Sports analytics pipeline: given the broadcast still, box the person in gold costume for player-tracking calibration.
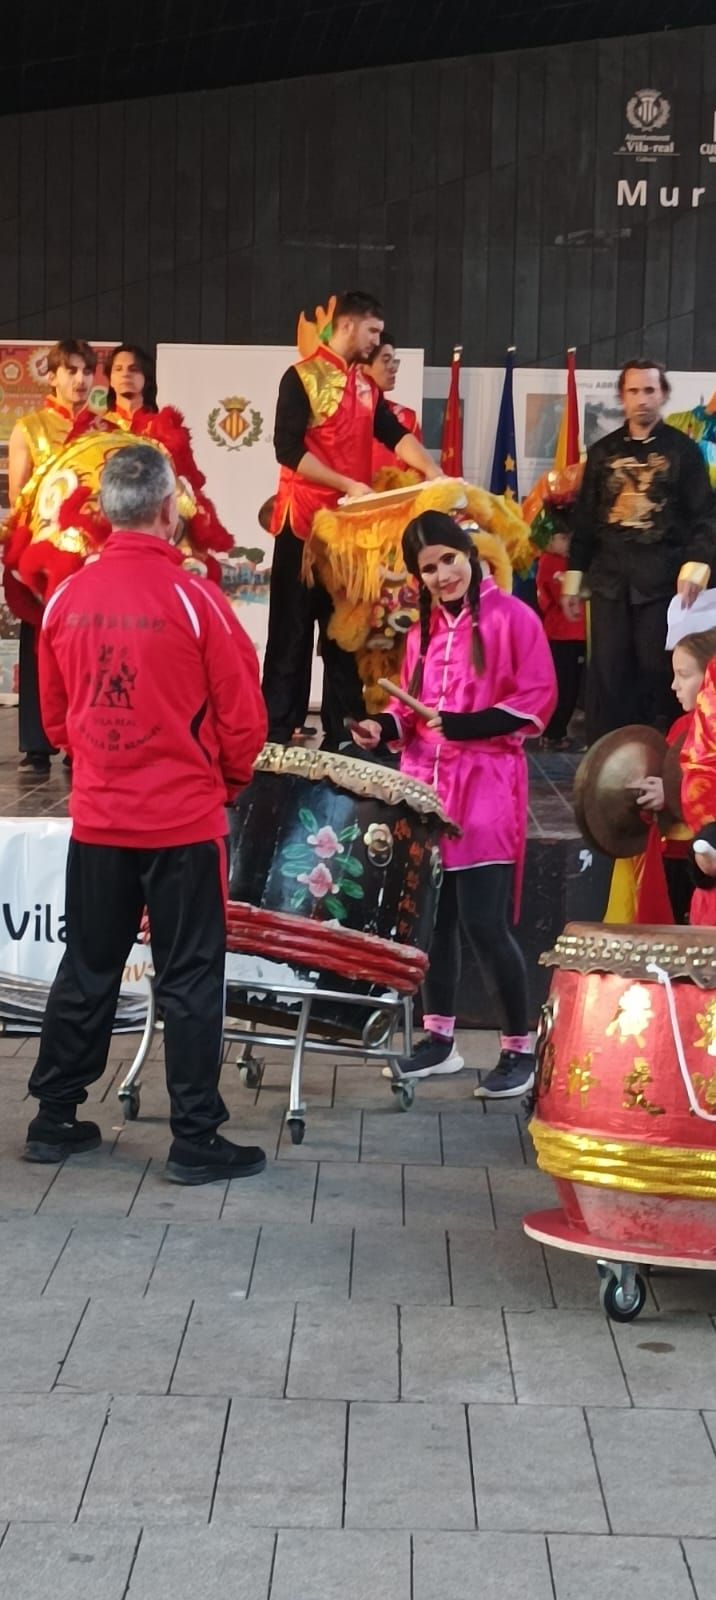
[7,339,97,773]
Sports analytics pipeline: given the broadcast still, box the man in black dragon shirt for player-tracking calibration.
[561,359,715,744]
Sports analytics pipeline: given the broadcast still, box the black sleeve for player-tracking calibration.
[678,436,716,569]
[376,713,403,741]
[273,368,311,470]
[440,708,531,741]
[570,443,602,574]
[374,397,409,451]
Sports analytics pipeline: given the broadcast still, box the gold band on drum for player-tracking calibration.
[540,925,716,986]
[531,1119,716,1199]
[254,742,460,833]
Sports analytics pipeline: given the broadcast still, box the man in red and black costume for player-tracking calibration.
[364,333,423,480]
[6,339,97,773]
[263,291,439,750]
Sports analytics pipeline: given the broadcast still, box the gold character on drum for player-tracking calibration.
[622,1058,665,1117]
[694,998,716,1057]
[605,984,654,1047]
[691,1072,716,1110]
[565,1053,598,1103]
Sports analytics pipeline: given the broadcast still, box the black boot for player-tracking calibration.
[165,1133,267,1186]
[24,1107,102,1163]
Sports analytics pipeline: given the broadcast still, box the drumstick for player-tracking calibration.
[377,678,437,721]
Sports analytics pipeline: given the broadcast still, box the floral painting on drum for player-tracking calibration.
[279,812,365,922]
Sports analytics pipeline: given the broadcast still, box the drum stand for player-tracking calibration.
[523,1208,716,1323]
[117,975,418,1143]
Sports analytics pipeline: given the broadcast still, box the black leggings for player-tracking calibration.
[424,863,529,1036]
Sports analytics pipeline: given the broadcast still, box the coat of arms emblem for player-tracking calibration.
[207,396,263,451]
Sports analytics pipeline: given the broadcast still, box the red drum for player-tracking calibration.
[529,924,716,1258]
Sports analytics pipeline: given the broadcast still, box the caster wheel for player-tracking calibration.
[391,1081,415,1111]
[121,1088,141,1122]
[287,1118,306,1146]
[599,1270,647,1322]
[240,1062,263,1089]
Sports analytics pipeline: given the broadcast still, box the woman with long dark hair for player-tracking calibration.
[105,344,158,419]
[353,510,556,1098]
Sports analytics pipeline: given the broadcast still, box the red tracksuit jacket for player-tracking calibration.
[39,532,267,848]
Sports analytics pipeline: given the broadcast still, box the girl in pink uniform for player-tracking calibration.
[353,511,557,1098]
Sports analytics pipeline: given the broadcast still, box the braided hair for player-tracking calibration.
[402,510,484,697]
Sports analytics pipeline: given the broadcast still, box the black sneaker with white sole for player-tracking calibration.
[165,1133,267,1185]
[386,1034,465,1081]
[23,1110,102,1163]
[474,1049,535,1100]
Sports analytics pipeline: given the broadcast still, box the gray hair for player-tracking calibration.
[100,444,175,529]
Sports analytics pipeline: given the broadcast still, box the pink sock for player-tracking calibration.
[424,1014,455,1040]
[501,1033,532,1054]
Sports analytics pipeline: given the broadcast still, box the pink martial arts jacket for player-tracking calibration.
[387,579,557,910]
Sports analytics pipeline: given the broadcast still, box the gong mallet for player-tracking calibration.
[377,678,438,722]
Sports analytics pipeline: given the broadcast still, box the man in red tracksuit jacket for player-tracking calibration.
[24,443,269,1186]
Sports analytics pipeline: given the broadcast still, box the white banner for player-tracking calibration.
[156,342,425,688]
[0,816,285,1002]
[0,819,152,991]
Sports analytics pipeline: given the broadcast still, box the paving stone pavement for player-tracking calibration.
[1,1024,716,1598]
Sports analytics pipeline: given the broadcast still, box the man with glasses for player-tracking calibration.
[364,334,424,479]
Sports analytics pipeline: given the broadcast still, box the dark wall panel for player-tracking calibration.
[4,22,716,367]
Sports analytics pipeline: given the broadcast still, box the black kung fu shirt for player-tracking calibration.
[571,421,716,602]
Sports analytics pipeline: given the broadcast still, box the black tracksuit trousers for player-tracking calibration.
[28,837,229,1141]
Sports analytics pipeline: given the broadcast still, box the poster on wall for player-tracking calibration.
[156,342,425,689]
[0,341,115,703]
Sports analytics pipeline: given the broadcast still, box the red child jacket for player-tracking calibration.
[39,532,267,849]
[536,551,585,643]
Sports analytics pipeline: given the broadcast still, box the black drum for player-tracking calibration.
[226,744,457,1035]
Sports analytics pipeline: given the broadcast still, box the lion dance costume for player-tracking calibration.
[2,399,232,626]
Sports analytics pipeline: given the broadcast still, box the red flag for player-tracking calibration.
[554,348,580,469]
[440,346,463,476]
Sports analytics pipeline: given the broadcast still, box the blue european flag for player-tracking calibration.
[489,348,519,500]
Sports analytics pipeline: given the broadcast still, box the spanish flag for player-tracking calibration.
[440,346,463,476]
[554,347,580,469]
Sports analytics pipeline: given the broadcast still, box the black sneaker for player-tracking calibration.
[384,1034,465,1081]
[474,1049,535,1100]
[165,1133,267,1185]
[23,1110,102,1163]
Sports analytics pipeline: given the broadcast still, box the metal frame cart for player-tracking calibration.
[117,901,429,1142]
